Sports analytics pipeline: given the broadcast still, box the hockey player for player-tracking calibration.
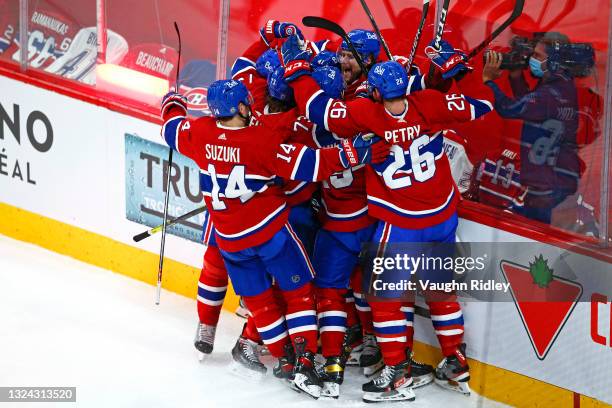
[337,29,381,98]
[280,34,494,402]
[160,78,388,398]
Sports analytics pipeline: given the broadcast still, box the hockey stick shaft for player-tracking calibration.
[406,0,431,73]
[466,0,524,61]
[428,0,451,78]
[156,22,182,305]
[302,16,370,75]
[133,205,207,242]
[358,0,393,60]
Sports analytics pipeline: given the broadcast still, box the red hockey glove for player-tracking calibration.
[161,91,188,120]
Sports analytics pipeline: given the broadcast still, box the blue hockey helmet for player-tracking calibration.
[367,61,408,99]
[312,66,344,99]
[207,79,253,118]
[340,29,380,62]
[267,66,294,102]
[312,50,340,69]
[255,49,280,78]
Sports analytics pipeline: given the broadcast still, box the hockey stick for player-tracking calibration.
[302,16,370,75]
[465,0,524,61]
[406,0,431,74]
[358,0,393,60]
[427,0,451,79]
[155,21,182,306]
[133,206,207,243]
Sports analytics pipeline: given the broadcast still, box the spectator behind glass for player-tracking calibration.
[482,32,582,226]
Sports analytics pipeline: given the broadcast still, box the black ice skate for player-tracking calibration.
[362,360,415,403]
[229,328,267,382]
[320,356,345,399]
[409,349,434,388]
[194,322,216,361]
[343,323,363,366]
[434,343,471,395]
[360,334,384,377]
[273,342,296,382]
[292,337,322,399]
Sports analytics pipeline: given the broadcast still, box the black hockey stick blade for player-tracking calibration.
[466,0,525,61]
[302,16,370,75]
[133,231,151,243]
[359,0,393,60]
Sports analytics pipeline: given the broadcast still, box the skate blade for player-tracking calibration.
[228,361,266,383]
[363,360,385,377]
[320,382,339,399]
[197,351,208,362]
[412,373,434,388]
[293,373,321,399]
[362,387,416,403]
[434,378,471,395]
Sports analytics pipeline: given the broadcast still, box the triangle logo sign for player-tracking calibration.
[500,257,583,360]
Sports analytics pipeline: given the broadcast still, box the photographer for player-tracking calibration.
[482,32,583,225]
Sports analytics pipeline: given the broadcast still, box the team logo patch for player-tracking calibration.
[291,275,301,283]
[184,87,210,113]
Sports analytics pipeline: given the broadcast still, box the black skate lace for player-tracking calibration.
[373,365,395,386]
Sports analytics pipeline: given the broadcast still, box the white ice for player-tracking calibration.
[0,234,509,408]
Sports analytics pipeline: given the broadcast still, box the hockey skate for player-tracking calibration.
[434,343,471,395]
[362,360,415,403]
[194,323,216,361]
[320,356,345,399]
[292,337,322,399]
[273,342,300,392]
[409,350,434,388]
[343,323,364,366]
[360,334,384,377]
[229,331,267,382]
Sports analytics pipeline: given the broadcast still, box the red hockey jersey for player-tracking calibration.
[161,111,349,252]
[292,75,494,229]
[475,144,526,211]
[286,115,375,231]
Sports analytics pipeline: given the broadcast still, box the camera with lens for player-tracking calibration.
[484,36,535,70]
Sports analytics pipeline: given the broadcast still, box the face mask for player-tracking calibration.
[529,57,546,78]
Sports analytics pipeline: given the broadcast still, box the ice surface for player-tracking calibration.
[0,234,508,408]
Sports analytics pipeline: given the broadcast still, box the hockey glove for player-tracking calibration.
[260,19,304,48]
[339,134,389,168]
[355,80,370,99]
[161,91,188,120]
[281,35,312,82]
[425,39,473,80]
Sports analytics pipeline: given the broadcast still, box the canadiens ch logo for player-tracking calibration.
[500,256,582,360]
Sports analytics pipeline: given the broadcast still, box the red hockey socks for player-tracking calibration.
[243,315,262,343]
[282,283,318,354]
[197,246,228,326]
[370,300,407,366]
[242,287,290,358]
[428,299,464,357]
[316,287,348,357]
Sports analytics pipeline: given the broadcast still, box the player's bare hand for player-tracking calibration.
[483,51,503,83]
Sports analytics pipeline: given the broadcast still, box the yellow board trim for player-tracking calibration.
[0,202,609,408]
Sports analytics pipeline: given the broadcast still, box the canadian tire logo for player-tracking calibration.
[500,256,583,360]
